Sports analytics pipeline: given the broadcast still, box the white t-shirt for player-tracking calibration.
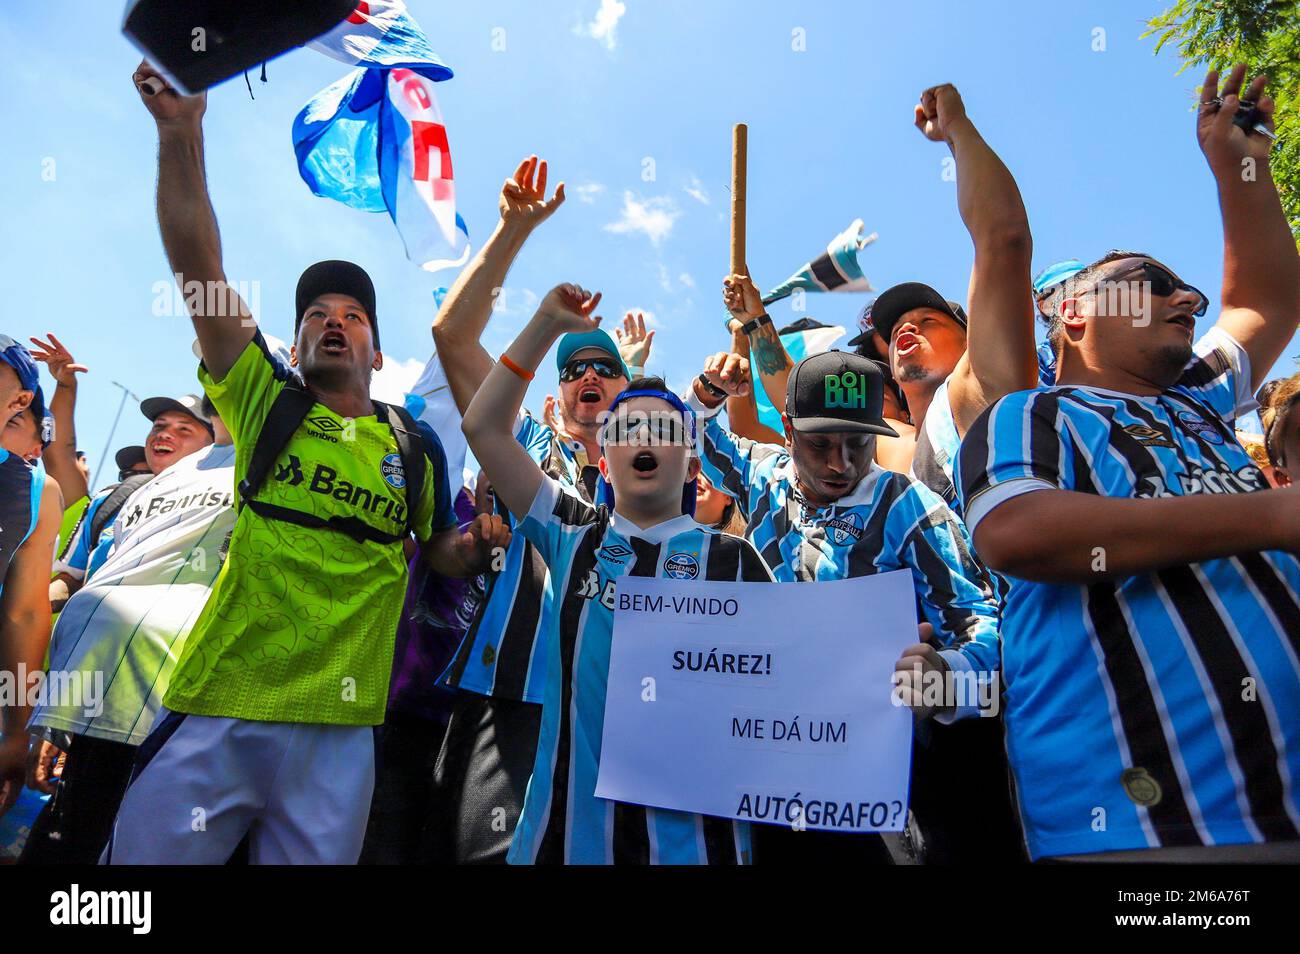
[30,443,236,745]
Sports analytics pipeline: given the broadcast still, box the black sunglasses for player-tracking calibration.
[1081,262,1208,318]
[560,358,623,382]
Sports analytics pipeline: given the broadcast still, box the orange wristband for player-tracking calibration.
[500,354,534,381]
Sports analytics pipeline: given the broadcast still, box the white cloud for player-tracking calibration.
[656,263,674,292]
[370,356,425,405]
[603,191,680,246]
[574,0,626,52]
[678,272,696,289]
[573,183,606,204]
[684,176,710,205]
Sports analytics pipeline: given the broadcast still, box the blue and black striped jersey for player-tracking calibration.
[441,411,588,703]
[507,477,774,865]
[689,395,1000,683]
[957,327,1300,859]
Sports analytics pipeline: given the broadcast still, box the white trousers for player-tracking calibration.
[104,707,375,864]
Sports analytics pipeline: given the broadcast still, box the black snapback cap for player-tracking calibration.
[295,260,379,349]
[870,282,968,344]
[784,351,899,436]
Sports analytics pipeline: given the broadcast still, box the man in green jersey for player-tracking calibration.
[105,62,509,864]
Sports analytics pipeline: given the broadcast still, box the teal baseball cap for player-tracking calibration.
[555,329,629,380]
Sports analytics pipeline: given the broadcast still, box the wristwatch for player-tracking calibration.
[697,373,728,400]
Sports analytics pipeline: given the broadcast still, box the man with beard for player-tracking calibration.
[958,66,1300,862]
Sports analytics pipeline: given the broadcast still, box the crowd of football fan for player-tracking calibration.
[0,60,1298,866]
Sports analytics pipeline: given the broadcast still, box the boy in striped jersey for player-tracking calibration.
[431,156,654,862]
[958,66,1300,862]
[462,283,782,863]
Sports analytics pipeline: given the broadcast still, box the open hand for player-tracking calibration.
[614,312,655,371]
[29,333,87,388]
[500,155,566,228]
[1198,64,1275,169]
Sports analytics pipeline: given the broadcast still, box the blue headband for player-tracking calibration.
[594,389,699,517]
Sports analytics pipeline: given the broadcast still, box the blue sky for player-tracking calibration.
[2,1,1295,490]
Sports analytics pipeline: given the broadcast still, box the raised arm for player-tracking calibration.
[462,285,603,518]
[1199,65,1299,390]
[28,333,89,503]
[916,84,1035,435]
[133,61,252,381]
[0,478,60,818]
[722,273,794,419]
[433,156,565,414]
[720,316,785,444]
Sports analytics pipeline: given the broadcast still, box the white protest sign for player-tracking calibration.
[595,571,916,832]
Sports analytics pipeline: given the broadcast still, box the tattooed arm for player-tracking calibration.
[722,273,794,423]
[722,315,785,444]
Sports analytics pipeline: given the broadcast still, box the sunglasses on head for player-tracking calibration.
[560,358,623,383]
[1082,261,1209,318]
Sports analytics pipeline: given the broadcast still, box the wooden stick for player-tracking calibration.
[730,123,747,275]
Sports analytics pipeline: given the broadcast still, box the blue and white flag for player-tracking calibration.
[294,1,469,271]
[308,0,452,80]
[762,219,876,305]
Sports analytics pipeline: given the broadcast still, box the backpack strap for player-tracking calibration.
[236,383,428,546]
[88,473,155,548]
[237,379,317,510]
[372,399,427,537]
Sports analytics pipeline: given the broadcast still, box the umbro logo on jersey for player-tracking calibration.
[305,416,344,443]
[599,543,632,565]
[1121,423,1176,448]
[275,455,305,486]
